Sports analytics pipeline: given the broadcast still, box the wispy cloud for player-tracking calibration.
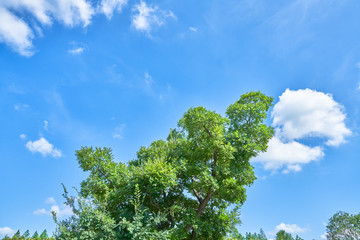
[264,0,344,52]
[68,47,84,55]
[0,0,131,56]
[131,1,176,36]
[14,103,30,111]
[43,120,48,131]
[68,41,86,55]
[34,197,72,218]
[100,0,128,19]
[112,124,126,139]
[189,26,198,32]
[0,7,34,56]
[26,137,62,158]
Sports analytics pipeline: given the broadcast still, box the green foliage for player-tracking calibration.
[31,232,38,239]
[276,230,292,240]
[326,211,360,240]
[228,228,268,240]
[22,230,30,239]
[54,91,274,239]
[0,230,53,240]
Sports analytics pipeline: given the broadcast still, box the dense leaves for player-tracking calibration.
[54,91,274,239]
[326,211,360,240]
[1,230,53,240]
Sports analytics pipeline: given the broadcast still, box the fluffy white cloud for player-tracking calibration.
[272,88,351,146]
[26,137,62,158]
[34,197,72,218]
[254,137,324,173]
[100,0,127,19]
[0,227,16,237]
[0,7,34,56]
[321,233,327,239]
[131,1,176,34]
[271,223,307,235]
[20,134,27,140]
[255,88,351,174]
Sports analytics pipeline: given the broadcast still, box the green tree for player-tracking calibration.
[31,232,38,239]
[39,230,48,239]
[326,211,360,240]
[275,230,292,240]
[22,230,30,239]
[11,230,22,240]
[55,92,274,240]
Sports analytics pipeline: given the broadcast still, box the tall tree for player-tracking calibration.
[55,91,274,240]
[326,211,360,240]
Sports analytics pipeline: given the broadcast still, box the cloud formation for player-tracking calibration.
[255,137,324,174]
[0,7,34,56]
[273,89,351,146]
[101,0,127,19]
[254,89,351,173]
[270,223,307,235]
[112,124,126,139]
[34,197,72,218]
[0,227,15,237]
[131,1,176,35]
[0,0,128,56]
[25,137,62,158]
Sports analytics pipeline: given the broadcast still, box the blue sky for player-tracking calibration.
[0,0,359,239]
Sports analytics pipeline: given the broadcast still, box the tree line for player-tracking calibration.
[1,230,53,240]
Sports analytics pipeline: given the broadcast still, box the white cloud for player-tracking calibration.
[144,72,153,87]
[20,134,27,140]
[100,0,127,19]
[68,47,84,55]
[321,233,327,239]
[112,124,126,139]
[14,103,30,111]
[255,89,351,174]
[0,0,94,56]
[50,0,94,27]
[0,7,34,56]
[254,137,324,173]
[45,197,56,204]
[26,137,62,158]
[189,26,198,32]
[44,120,48,130]
[0,227,16,237]
[34,197,72,218]
[131,1,176,34]
[273,88,351,146]
[270,223,307,235]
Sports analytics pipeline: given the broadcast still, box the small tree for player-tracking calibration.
[22,230,30,239]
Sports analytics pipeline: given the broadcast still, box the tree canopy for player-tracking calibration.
[326,211,360,240]
[54,91,274,239]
